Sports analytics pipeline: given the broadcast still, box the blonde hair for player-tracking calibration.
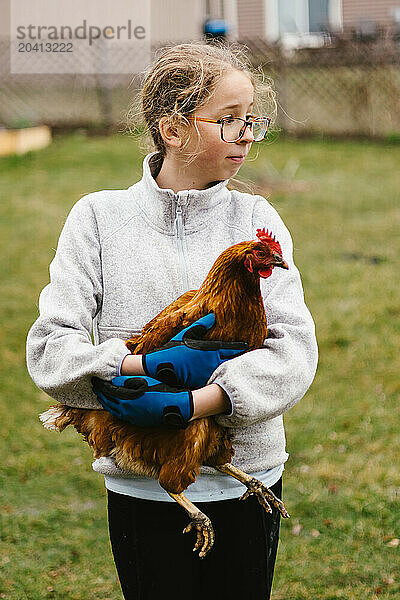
[126,41,277,163]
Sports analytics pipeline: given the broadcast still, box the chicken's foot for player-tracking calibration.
[216,463,290,518]
[168,492,215,558]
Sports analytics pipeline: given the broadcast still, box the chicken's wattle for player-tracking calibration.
[258,267,273,278]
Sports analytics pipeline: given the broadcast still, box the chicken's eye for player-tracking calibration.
[254,250,267,258]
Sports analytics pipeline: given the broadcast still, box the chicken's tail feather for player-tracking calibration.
[39,405,72,431]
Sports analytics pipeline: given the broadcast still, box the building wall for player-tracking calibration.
[151,0,205,44]
[237,0,265,37]
[151,0,239,44]
[342,0,399,28]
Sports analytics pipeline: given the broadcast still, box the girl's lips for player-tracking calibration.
[227,156,245,164]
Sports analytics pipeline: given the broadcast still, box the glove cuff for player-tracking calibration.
[142,353,181,387]
[142,354,151,377]
[162,391,194,429]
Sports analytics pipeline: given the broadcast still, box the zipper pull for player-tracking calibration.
[173,194,189,290]
[174,197,183,238]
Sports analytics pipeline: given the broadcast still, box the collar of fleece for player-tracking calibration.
[130,152,231,234]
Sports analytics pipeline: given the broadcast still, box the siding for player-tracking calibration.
[151,0,205,44]
[342,0,398,28]
[237,0,265,38]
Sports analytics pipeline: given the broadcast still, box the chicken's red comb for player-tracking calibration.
[256,228,283,254]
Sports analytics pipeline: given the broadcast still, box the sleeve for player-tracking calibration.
[26,196,129,409]
[208,198,318,427]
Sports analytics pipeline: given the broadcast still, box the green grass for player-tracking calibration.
[1,133,399,599]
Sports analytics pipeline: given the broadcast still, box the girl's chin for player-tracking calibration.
[227,163,242,176]
[201,160,242,184]
[222,159,242,172]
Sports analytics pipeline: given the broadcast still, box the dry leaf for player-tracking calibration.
[311,529,320,538]
[387,538,399,547]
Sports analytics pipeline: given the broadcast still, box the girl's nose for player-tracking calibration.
[239,124,254,144]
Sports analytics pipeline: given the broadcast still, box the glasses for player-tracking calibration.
[187,115,271,143]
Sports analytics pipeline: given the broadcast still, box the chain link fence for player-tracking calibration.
[0,36,146,131]
[244,34,400,137]
[1,35,400,137]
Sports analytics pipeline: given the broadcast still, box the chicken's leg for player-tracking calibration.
[216,463,290,518]
[168,492,215,558]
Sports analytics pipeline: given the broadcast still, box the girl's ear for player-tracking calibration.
[158,116,183,149]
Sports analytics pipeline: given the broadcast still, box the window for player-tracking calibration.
[309,0,329,32]
[278,0,308,34]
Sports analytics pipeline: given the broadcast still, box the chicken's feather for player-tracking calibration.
[41,234,286,493]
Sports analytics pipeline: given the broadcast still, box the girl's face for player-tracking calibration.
[182,69,255,187]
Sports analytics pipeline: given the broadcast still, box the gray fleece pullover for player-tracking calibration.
[26,152,318,475]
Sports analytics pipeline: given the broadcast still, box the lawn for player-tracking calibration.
[0,132,399,599]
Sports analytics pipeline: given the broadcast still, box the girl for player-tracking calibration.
[27,42,318,599]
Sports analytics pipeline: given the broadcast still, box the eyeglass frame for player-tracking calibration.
[186,115,271,143]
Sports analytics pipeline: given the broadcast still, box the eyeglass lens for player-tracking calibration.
[222,118,268,142]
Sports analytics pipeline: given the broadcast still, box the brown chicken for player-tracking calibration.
[40,228,290,558]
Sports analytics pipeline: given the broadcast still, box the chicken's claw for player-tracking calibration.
[183,514,215,558]
[239,477,290,519]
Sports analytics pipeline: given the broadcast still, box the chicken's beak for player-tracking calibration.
[272,255,289,270]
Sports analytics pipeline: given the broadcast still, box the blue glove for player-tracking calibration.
[142,313,248,389]
[92,375,193,429]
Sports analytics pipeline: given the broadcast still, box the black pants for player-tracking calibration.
[107,477,282,600]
